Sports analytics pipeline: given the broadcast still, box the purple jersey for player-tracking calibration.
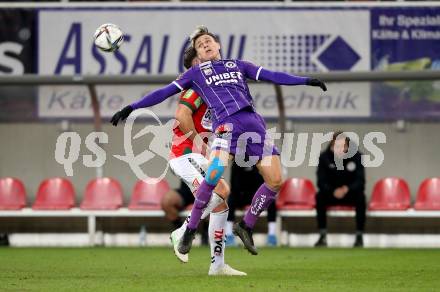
[173,60,263,125]
[129,59,311,159]
[131,59,310,123]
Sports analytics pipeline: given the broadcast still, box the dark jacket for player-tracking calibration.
[317,146,365,195]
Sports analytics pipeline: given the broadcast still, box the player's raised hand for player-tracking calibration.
[110,105,133,126]
[307,78,327,92]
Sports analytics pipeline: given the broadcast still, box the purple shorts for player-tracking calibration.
[211,108,280,161]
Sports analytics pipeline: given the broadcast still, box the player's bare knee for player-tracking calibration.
[212,201,228,213]
[273,178,283,191]
[214,179,230,199]
[266,176,283,191]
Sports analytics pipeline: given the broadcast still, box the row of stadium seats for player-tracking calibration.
[277,177,440,211]
[0,176,439,211]
[0,177,170,210]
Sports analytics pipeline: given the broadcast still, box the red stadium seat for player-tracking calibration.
[276,178,316,210]
[81,177,123,210]
[369,177,411,211]
[414,178,440,210]
[33,178,75,210]
[129,179,170,210]
[0,177,26,210]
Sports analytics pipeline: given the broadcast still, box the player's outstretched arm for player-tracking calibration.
[110,83,181,126]
[258,68,327,91]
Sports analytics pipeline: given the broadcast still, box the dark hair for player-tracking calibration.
[190,26,220,48]
[183,46,197,69]
[331,131,350,148]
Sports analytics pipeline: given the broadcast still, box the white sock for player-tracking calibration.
[268,222,277,236]
[176,216,190,236]
[209,209,228,270]
[226,221,233,236]
[201,192,224,219]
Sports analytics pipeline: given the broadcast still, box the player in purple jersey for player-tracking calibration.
[111,26,327,256]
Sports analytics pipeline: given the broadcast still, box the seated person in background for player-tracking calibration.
[161,181,208,244]
[315,131,366,248]
[226,160,278,246]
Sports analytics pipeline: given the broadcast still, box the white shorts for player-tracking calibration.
[169,153,208,194]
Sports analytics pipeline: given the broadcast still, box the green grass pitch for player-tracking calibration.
[0,247,438,291]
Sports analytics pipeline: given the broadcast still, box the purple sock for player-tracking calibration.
[187,181,215,230]
[244,183,277,229]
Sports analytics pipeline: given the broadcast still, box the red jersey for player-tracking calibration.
[171,89,212,158]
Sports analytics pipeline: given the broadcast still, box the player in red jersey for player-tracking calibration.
[168,47,246,276]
